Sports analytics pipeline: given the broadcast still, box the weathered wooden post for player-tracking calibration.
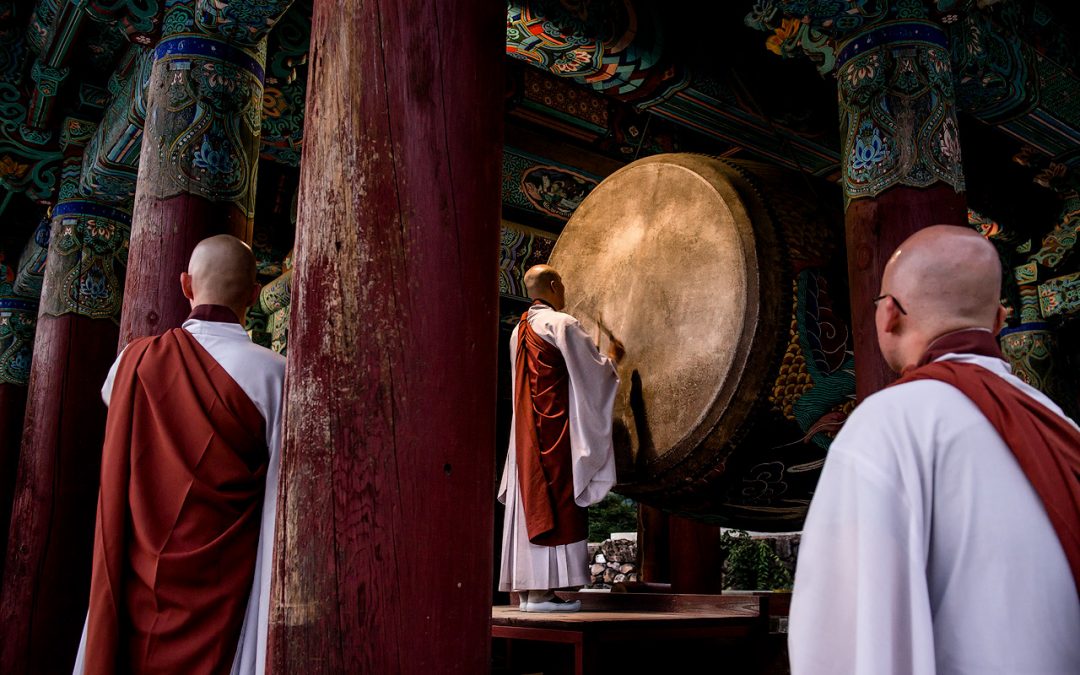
[0,219,47,557]
[837,21,967,397]
[0,119,132,674]
[268,0,504,671]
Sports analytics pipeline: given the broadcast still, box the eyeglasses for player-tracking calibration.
[872,293,907,315]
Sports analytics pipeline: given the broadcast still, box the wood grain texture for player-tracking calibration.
[0,315,118,675]
[267,0,504,672]
[845,184,967,399]
[0,383,27,561]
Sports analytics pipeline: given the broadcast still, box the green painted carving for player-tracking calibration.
[837,22,964,202]
[256,265,291,355]
[194,0,296,46]
[744,0,932,75]
[25,0,61,54]
[0,16,61,199]
[499,221,556,299]
[0,292,37,386]
[999,326,1077,419]
[505,0,688,106]
[1038,272,1080,319]
[258,267,290,313]
[948,7,1035,123]
[78,83,111,111]
[244,302,270,348]
[267,303,287,354]
[1016,283,1041,324]
[260,0,309,166]
[145,39,265,212]
[1,217,47,387]
[13,216,50,297]
[136,0,294,212]
[61,116,97,149]
[83,0,163,41]
[79,45,152,202]
[744,6,836,74]
[769,269,856,452]
[39,155,132,323]
[39,201,131,322]
[1013,262,1037,285]
[1029,194,1080,272]
[30,59,68,97]
[0,93,63,200]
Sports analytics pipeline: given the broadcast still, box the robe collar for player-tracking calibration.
[531,298,555,310]
[187,304,241,325]
[911,327,1003,370]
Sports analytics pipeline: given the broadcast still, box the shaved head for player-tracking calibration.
[524,264,566,310]
[876,225,1006,372]
[181,235,259,319]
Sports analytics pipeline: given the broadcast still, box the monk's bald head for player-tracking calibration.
[876,225,1006,371]
[524,264,566,310]
[181,235,259,318]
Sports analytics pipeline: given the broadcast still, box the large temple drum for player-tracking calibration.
[549,154,855,532]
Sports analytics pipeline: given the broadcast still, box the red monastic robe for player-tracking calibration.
[514,307,589,546]
[895,329,1080,595]
[84,322,268,674]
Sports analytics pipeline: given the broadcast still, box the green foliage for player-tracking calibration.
[720,530,793,591]
[588,494,637,542]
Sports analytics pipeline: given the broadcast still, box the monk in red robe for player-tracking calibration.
[77,235,286,674]
[497,265,624,612]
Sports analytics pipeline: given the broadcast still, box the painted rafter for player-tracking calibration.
[506,0,841,175]
[746,1,1080,168]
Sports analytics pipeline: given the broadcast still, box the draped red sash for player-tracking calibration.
[84,326,267,674]
[895,329,1080,596]
[514,308,588,546]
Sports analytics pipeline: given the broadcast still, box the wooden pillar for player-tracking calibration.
[836,22,968,398]
[0,220,48,559]
[268,0,503,672]
[0,185,131,673]
[638,506,725,594]
[119,0,293,345]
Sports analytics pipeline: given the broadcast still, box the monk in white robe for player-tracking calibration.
[498,264,621,612]
[74,236,285,675]
[790,226,1080,674]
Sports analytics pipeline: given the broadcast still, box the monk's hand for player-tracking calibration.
[607,337,625,364]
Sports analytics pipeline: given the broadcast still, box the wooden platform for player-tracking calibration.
[492,593,772,674]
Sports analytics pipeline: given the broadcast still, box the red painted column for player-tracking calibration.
[846,185,967,398]
[0,220,48,561]
[119,0,293,345]
[0,171,132,673]
[267,0,503,671]
[835,22,968,398]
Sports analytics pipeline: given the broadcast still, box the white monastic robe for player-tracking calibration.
[74,317,285,675]
[789,353,1080,675]
[498,303,619,591]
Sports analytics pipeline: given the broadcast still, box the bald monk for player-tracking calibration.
[75,235,285,674]
[789,225,1080,674]
[498,265,623,612]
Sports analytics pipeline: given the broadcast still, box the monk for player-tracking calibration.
[789,225,1080,674]
[75,235,285,674]
[497,264,623,612]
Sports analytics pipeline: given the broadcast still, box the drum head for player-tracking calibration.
[549,154,782,482]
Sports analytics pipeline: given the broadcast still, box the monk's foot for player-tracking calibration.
[522,596,581,613]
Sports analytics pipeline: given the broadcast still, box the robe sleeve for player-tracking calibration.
[496,325,520,506]
[100,345,128,407]
[556,318,619,508]
[788,409,937,675]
